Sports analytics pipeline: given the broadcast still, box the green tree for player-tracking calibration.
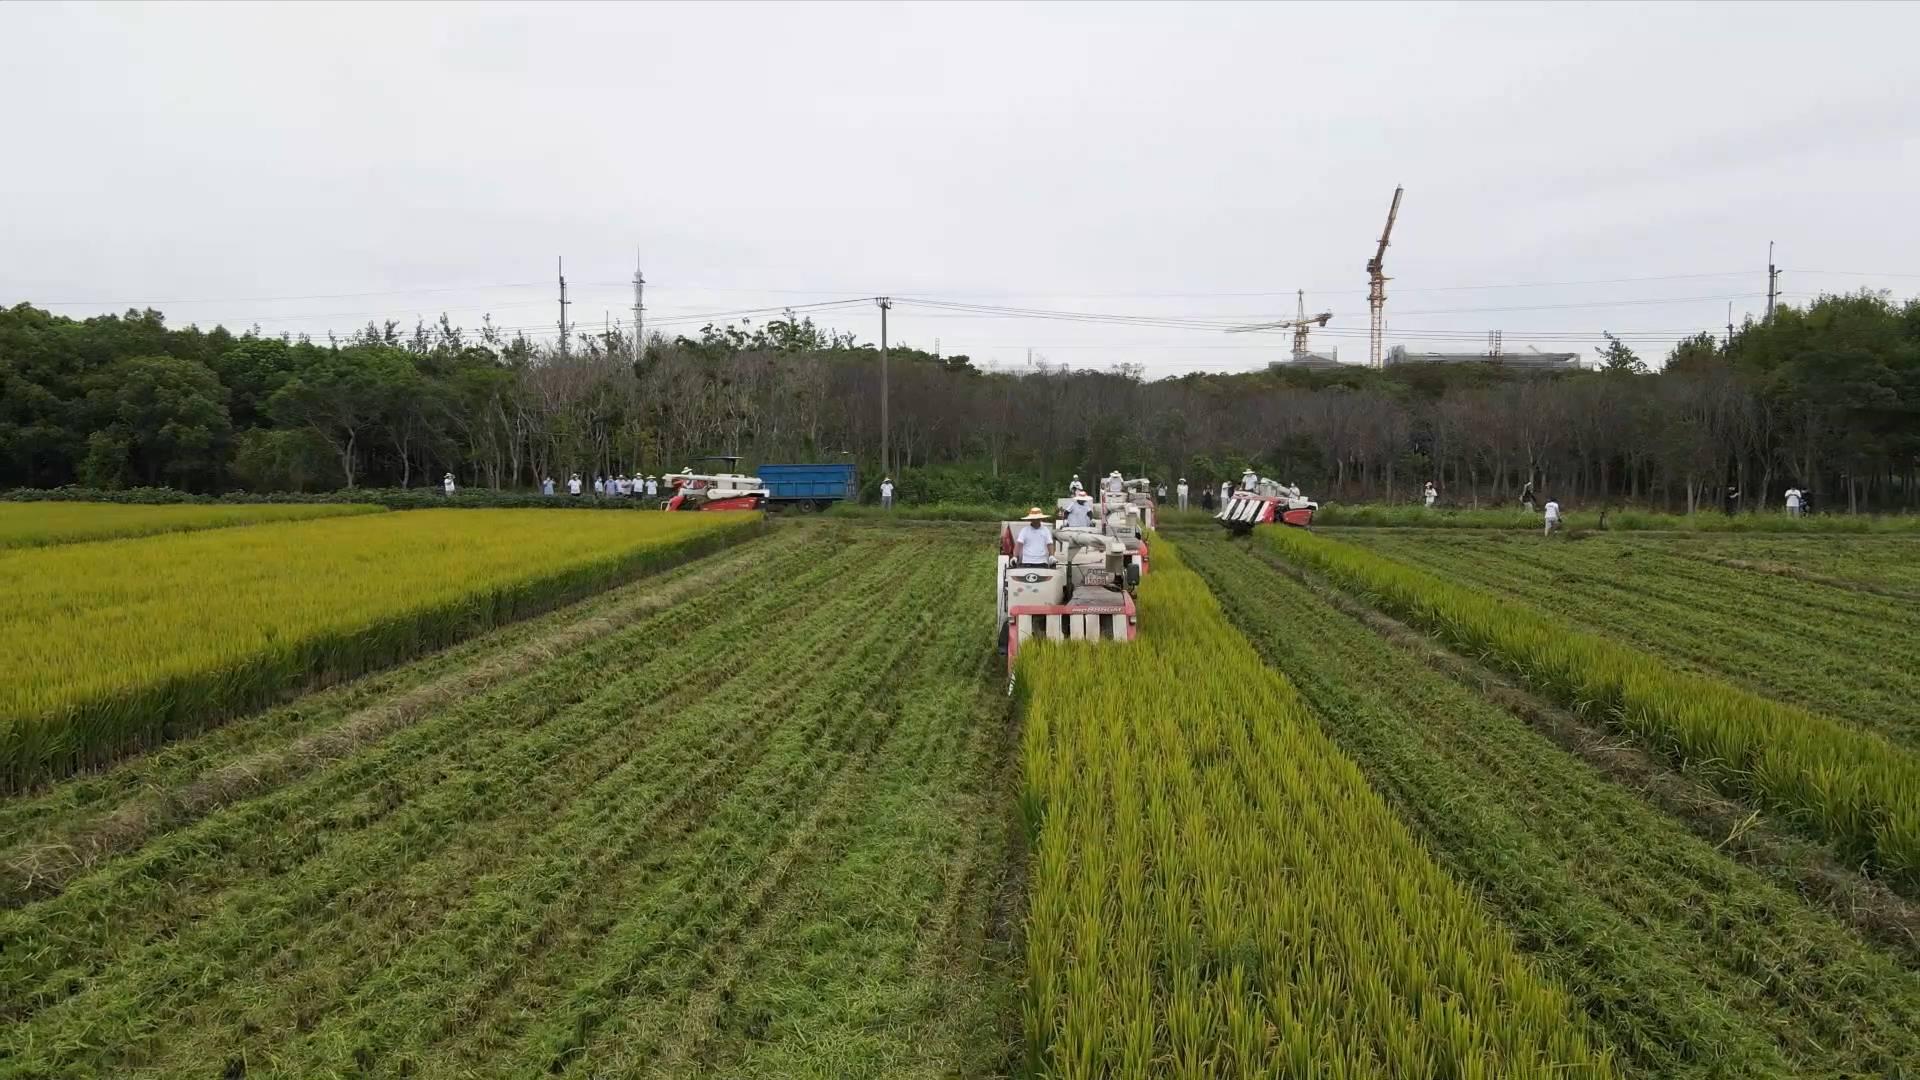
[1598,332,1649,374]
[79,354,233,489]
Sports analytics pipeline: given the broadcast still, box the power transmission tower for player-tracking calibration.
[878,297,892,479]
[1765,241,1780,325]
[1366,185,1405,369]
[1488,330,1503,359]
[631,253,646,364]
[557,256,572,359]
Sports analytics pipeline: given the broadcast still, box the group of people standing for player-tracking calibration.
[536,473,663,500]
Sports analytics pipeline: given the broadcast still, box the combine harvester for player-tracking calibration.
[997,510,1137,668]
[663,464,770,512]
[1216,476,1317,533]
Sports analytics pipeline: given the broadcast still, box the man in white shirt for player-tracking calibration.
[1104,471,1124,494]
[1156,482,1167,501]
[542,476,555,496]
[1241,468,1257,492]
[443,472,456,497]
[1013,508,1054,566]
[1424,480,1438,509]
[1219,481,1231,506]
[1785,486,1802,517]
[645,475,658,499]
[568,473,582,496]
[1063,491,1096,528]
[1543,498,1562,536]
[1069,475,1084,495]
[880,476,895,509]
[1176,478,1189,510]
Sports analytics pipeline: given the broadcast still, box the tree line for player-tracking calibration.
[2,289,1915,511]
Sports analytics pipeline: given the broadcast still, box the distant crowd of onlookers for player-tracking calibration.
[440,471,666,503]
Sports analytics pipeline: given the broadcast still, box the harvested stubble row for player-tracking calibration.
[1340,529,1920,747]
[0,509,761,791]
[1257,525,1920,888]
[1314,504,1920,533]
[1017,533,1615,1078]
[0,500,386,548]
[1182,536,1920,1079]
[0,528,1017,1078]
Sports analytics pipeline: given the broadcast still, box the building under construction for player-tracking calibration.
[1384,345,1579,369]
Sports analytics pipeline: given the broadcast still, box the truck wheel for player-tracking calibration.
[797,500,818,514]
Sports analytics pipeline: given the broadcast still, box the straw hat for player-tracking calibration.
[1074,491,1091,502]
[1022,507,1048,521]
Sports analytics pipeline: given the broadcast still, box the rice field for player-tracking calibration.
[3,503,1915,1077]
[0,509,759,790]
[0,500,384,548]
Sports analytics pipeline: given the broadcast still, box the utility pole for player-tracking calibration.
[878,297,892,479]
[1765,241,1780,325]
[557,256,571,359]
[631,252,645,364]
[1727,301,1735,346]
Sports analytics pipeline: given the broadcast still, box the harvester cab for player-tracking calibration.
[996,522,1137,668]
[1216,476,1316,533]
[663,461,770,512]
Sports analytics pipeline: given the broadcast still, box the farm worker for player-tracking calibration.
[1064,491,1096,528]
[1785,486,1802,517]
[1013,508,1055,566]
[1156,482,1167,501]
[880,477,895,509]
[620,474,633,496]
[1104,471,1124,494]
[1543,498,1562,536]
[1069,474,1084,495]
[542,476,555,496]
[1219,481,1231,505]
[1520,479,1536,511]
[443,472,456,496]
[1424,481,1438,509]
[593,476,604,496]
[1241,467,1257,491]
[568,474,582,496]
[646,475,658,498]
[1176,478,1189,510]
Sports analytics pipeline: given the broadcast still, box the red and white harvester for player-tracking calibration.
[996,521,1137,668]
[1216,477,1317,533]
[663,466,770,512]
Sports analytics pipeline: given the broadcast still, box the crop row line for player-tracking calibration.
[1184,536,1920,1078]
[1256,525,1920,888]
[1015,532,1615,1077]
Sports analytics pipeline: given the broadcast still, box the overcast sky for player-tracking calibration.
[4,1,1917,374]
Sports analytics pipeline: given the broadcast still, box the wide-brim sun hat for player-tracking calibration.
[1074,492,1091,501]
[1023,507,1048,521]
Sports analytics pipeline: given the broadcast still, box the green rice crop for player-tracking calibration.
[1256,524,1920,887]
[1016,532,1616,1077]
[0,509,761,791]
[0,500,384,548]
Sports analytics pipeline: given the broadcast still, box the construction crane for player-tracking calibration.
[1366,185,1404,369]
[1226,290,1332,362]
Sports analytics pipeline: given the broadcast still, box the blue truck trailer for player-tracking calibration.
[757,462,857,511]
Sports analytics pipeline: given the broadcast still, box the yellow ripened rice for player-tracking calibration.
[1016,533,1616,1078]
[0,509,760,789]
[0,501,385,548]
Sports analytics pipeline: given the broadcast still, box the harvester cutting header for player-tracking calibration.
[1216,473,1317,532]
